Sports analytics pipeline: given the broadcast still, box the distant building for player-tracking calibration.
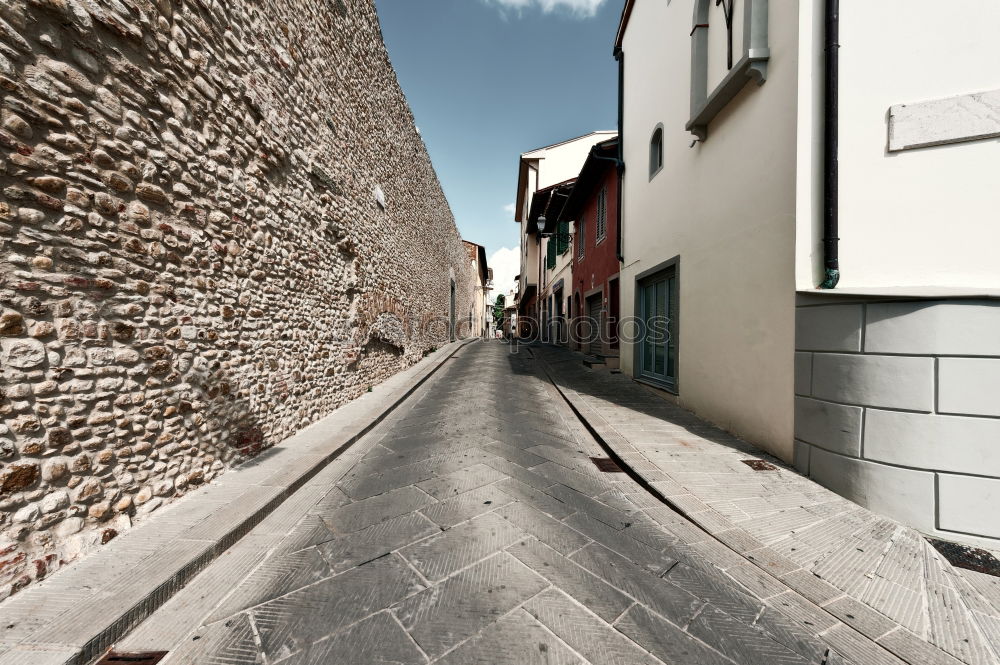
[559,137,621,363]
[514,132,617,340]
[463,241,491,338]
[615,0,1000,546]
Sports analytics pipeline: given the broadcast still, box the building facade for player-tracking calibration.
[561,138,621,361]
[514,132,616,339]
[616,0,1000,547]
[463,241,491,338]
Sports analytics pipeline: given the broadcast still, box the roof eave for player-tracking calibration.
[614,0,636,55]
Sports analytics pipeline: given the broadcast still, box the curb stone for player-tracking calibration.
[0,339,476,665]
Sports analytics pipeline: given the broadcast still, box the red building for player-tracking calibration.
[560,137,621,362]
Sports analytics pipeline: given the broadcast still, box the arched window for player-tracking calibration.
[649,125,664,179]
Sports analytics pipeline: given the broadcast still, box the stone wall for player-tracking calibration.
[0,0,476,597]
[794,299,1000,549]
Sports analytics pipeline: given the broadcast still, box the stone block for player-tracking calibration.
[795,304,863,352]
[808,447,936,532]
[811,353,934,412]
[792,440,811,474]
[938,357,1000,417]
[865,300,1000,356]
[864,409,1000,477]
[938,473,1000,539]
[794,352,812,396]
[793,397,863,457]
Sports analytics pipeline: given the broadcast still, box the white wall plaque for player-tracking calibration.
[889,89,1000,152]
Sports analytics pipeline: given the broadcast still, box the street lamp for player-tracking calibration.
[536,215,547,236]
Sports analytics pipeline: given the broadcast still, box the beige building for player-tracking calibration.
[616,0,1000,547]
[463,241,491,337]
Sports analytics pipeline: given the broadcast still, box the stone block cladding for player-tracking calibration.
[0,0,476,597]
[795,300,1000,547]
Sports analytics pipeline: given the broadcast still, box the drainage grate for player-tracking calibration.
[928,538,1000,577]
[741,459,778,471]
[95,652,168,665]
[590,457,624,473]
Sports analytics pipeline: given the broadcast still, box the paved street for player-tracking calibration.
[118,341,847,664]
[110,340,1000,665]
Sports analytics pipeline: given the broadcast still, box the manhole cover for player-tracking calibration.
[928,538,1000,577]
[95,652,168,665]
[741,459,778,471]
[590,457,623,473]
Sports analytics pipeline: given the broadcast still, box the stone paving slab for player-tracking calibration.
[536,344,1000,665]
[0,340,474,665]
[96,342,864,665]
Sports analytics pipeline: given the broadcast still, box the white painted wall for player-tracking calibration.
[619,0,799,459]
[524,132,616,191]
[796,0,1000,290]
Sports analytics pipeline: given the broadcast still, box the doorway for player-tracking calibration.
[585,292,603,356]
[449,279,456,342]
[637,265,678,390]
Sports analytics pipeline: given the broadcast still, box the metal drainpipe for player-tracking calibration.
[613,49,626,264]
[820,0,841,289]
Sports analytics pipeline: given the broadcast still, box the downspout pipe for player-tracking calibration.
[820,0,840,288]
[612,49,626,264]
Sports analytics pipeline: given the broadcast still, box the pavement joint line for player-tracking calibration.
[531,347,942,665]
[426,585,553,664]
[522,597,597,665]
[388,609,431,663]
[0,338,476,665]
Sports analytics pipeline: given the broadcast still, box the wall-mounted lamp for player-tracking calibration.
[536,215,547,236]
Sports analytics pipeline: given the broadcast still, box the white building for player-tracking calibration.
[514,132,617,339]
[616,0,1000,547]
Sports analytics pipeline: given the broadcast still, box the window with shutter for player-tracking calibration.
[596,187,607,242]
[577,215,585,259]
[557,220,570,255]
[546,239,557,269]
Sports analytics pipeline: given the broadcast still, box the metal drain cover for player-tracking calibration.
[95,652,168,665]
[741,459,778,471]
[928,538,1000,577]
[590,457,623,473]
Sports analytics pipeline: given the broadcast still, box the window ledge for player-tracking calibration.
[686,51,769,141]
[635,375,678,395]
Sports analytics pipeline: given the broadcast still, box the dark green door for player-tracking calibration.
[638,269,678,390]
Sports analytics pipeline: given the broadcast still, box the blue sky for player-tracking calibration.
[374,0,621,293]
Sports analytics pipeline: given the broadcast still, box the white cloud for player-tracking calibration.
[488,246,520,299]
[484,0,607,19]
[503,202,516,216]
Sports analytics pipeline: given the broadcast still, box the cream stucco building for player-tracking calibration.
[616,0,1000,547]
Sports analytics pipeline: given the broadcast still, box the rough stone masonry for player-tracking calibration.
[0,0,477,598]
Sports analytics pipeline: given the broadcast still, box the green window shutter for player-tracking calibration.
[557,220,570,254]
[546,239,557,269]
